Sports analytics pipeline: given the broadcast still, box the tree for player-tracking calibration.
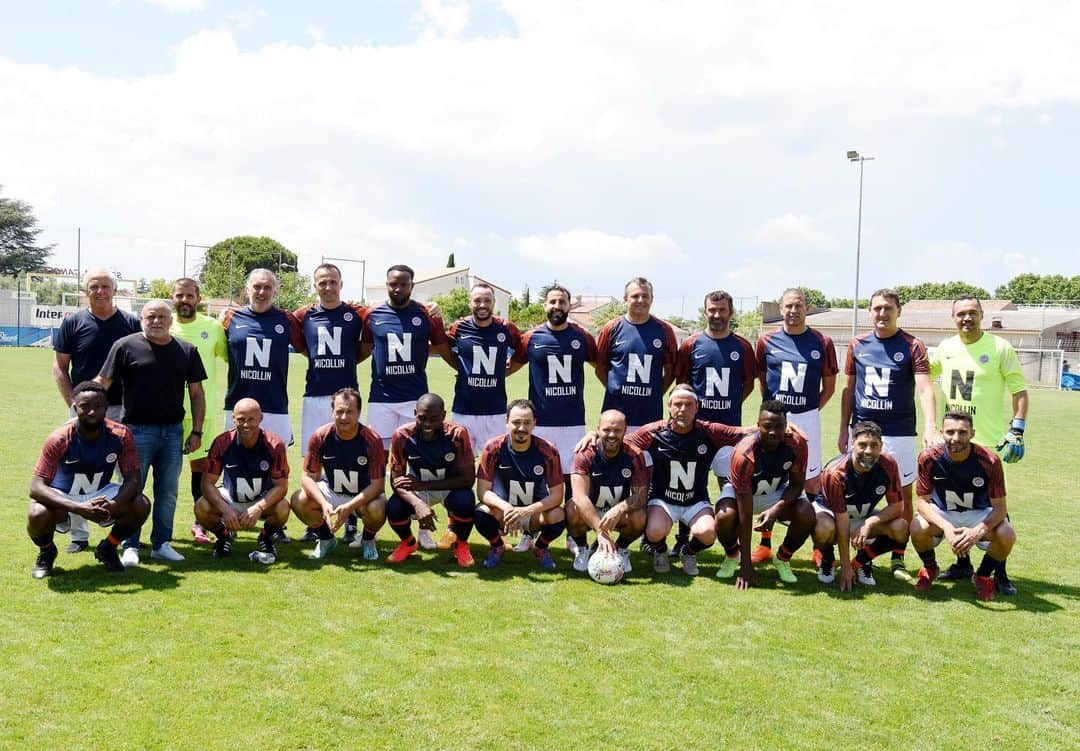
[994,273,1080,304]
[429,287,471,322]
[198,236,299,301]
[509,295,545,329]
[147,279,173,299]
[732,309,762,339]
[275,271,315,311]
[589,300,627,329]
[894,281,990,304]
[0,187,54,276]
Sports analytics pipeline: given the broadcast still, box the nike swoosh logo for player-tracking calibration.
[322,455,336,460]
[902,472,915,481]
[844,493,856,499]
[64,459,80,464]
[226,464,239,469]
[374,321,389,325]
[407,456,421,461]
[694,352,709,360]
[591,472,604,476]
[498,464,512,469]
[932,475,948,481]
[614,340,628,347]
[234,324,248,329]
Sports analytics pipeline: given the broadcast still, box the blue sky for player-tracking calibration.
[2,1,1077,314]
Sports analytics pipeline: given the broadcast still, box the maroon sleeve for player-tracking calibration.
[507,321,526,361]
[661,320,678,371]
[350,303,367,358]
[626,422,662,451]
[789,431,808,475]
[220,308,235,333]
[981,448,1007,498]
[425,305,448,346]
[844,337,857,376]
[447,319,461,346]
[703,420,746,448]
[205,432,232,477]
[303,427,326,475]
[754,335,768,377]
[674,334,694,384]
[114,424,140,478]
[284,310,306,354]
[820,465,847,514]
[629,445,649,487]
[32,427,67,482]
[595,321,614,367]
[729,442,755,495]
[909,334,930,375]
[267,434,290,480]
[582,327,598,364]
[292,305,311,352]
[570,445,594,476]
[542,441,564,487]
[738,336,756,384]
[389,428,409,473]
[511,329,532,364]
[915,449,936,497]
[881,454,903,505]
[450,425,473,476]
[820,332,839,377]
[477,439,499,481]
[363,426,387,479]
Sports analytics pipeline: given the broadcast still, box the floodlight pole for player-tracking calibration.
[847,150,875,339]
[322,255,367,303]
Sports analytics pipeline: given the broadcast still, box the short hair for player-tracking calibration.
[869,288,900,308]
[668,384,700,403]
[759,399,789,418]
[780,288,805,303]
[545,284,571,302]
[470,282,495,298]
[851,420,883,441]
[387,264,415,281]
[952,295,983,312]
[416,393,445,412]
[140,299,171,316]
[331,387,362,410]
[943,410,974,428]
[506,398,536,419]
[703,290,734,309]
[246,268,279,291]
[172,277,201,294]
[72,381,108,400]
[624,277,654,297]
[313,263,341,280]
[83,268,117,291]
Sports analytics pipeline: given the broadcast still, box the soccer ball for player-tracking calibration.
[587,549,624,585]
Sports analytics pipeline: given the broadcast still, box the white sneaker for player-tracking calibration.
[566,536,579,555]
[619,549,632,574]
[653,551,670,573]
[573,546,592,572]
[120,547,140,568]
[681,553,699,576]
[309,537,339,560]
[512,533,534,553]
[150,543,185,562]
[249,549,276,565]
[856,564,877,586]
[417,528,436,550]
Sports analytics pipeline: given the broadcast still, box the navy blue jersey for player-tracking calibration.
[845,329,930,436]
[34,419,140,495]
[916,443,1005,513]
[390,421,473,481]
[477,434,564,507]
[728,430,808,498]
[570,441,650,512]
[447,316,525,416]
[628,420,744,506]
[221,306,304,413]
[54,308,140,406]
[595,316,677,426]
[819,452,902,518]
[206,428,290,504]
[361,301,447,404]
[674,332,757,425]
[756,328,838,414]
[303,423,386,496]
[514,323,597,427]
[294,302,366,397]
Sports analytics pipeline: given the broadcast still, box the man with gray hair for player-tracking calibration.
[51,267,140,552]
[97,299,207,565]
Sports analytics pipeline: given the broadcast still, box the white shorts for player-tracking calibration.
[711,446,735,479]
[788,409,821,479]
[213,485,268,512]
[367,401,416,445]
[534,425,585,474]
[224,411,293,447]
[882,435,918,486]
[452,413,504,457]
[720,482,806,514]
[647,498,713,526]
[54,482,122,532]
[301,396,334,457]
[313,481,387,512]
[811,501,879,542]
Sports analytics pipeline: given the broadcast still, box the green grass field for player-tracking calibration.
[1,347,1077,751]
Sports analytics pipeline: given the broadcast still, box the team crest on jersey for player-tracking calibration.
[979,354,990,364]
[973,477,985,487]
[653,338,662,349]
[571,339,581,350]
[621,468,632,479]
[106,452,118,463]
[810,350,821,360]
[274,324,285,334]
[358,456,368,466]
[444,452,455,462]
[533,465,544,476]
[875,485,886,495]
[200,331,209,340]
[783,461,792,470]
[343,312,354,322]
[497,332,506,343]
[697,444,707,455]
[730,351,740,361]
[412,316,422,326]
[259,460,270,471]
[893,352,904,362]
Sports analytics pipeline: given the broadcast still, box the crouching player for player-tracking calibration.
[910,412,1015,601]
[568,409,649,575]
[196,398,291,564]
[811,421,907,590]
[28,381,150,577]
[715,400,815,588]
[475,399,566,570]
[385,394,477,568]
[290,388,387,561]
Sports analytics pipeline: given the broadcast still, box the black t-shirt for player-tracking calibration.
[100,333,207,425]
[54,308,141,406]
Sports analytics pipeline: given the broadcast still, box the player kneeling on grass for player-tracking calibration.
[714,400,815,588]
[291,388,387,561]
[811,421,908,590]
[195,398,291,565]
[385,394,477,568]
[910,412,1015,601]
[28,381,150,577]
[475,399,566,570]
[568,409,648,575]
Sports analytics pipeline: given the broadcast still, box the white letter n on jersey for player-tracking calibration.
[705,367,730,397]
[547,354,572,384]
[863,366,891,397]
[388,332,413,363]
[331,469,360,495]
[234,478,264,504]
[472,346,498,375]
[669,461,695,491]
[508,481,535,506]
[317,327,342,356]
[245,337,271,368]
[627,353,653,384]
[70,472,105,496]
[779,361,806,392]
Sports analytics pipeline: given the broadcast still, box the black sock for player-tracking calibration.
[473,510,503,548]
[31,534,55,550]
[676,521,690,544]
[361,527,377,542]
[976,553,1000,578]
[190,471,203,505]
[820,545,835,565]
[955,553,971,569]
[996,559,1009,578]
[210,522,228,538]
[722,541,740,557]
[777,544,795,562]
[346,513,358,532]
[448,513,473,541]
[686,537,712,555]
[891,541,906,561]
[536,520,566,549]
[615,534,634,550]
[389,519,413,541]
[260,524,281,541]
[758,529,773,548]
[313,522,333,541]
[918,549,938,569]
[111,523,136,542]
[650,539,668,554]
[572,534,588,548]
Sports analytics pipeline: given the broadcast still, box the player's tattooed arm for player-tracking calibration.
[625,485,647,513]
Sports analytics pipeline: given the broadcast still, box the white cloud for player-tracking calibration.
[306,24,326,43]
[453,237,471,248]
[906,242,1041,291]
[143,0,204,12]
[515,230,686,267]
[750,214,834,249]
[412,0,470,40]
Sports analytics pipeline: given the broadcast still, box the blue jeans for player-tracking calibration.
[125,423,183,551]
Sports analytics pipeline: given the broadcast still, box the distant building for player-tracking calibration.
[364,266,513,319]
[567,294,619,330]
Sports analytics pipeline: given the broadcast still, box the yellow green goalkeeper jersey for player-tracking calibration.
[929,332,1026,446]
[171,313,227,461]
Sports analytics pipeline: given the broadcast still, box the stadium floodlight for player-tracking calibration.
[847,149,875,339]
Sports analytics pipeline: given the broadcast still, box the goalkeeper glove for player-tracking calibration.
[996,418,1025,464]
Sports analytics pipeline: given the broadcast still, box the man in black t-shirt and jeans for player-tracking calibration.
[97,299,207,566]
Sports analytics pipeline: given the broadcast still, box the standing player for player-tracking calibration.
[929,295,1027,593]
[752,288,837,562]
[385,394,477,568]
[567,409,649,574]
[812,421,907,590]
[714,400,815,588]
[290,388,387,561]
[27,382,149,577]
[196,399,291,565]
[474,399,566,570]
[838,288,937,582]
[51,267,140,552]
[910,412,1015,601]
[629,386,748,576]
[595,277,678,432]
[170,277,228,544]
